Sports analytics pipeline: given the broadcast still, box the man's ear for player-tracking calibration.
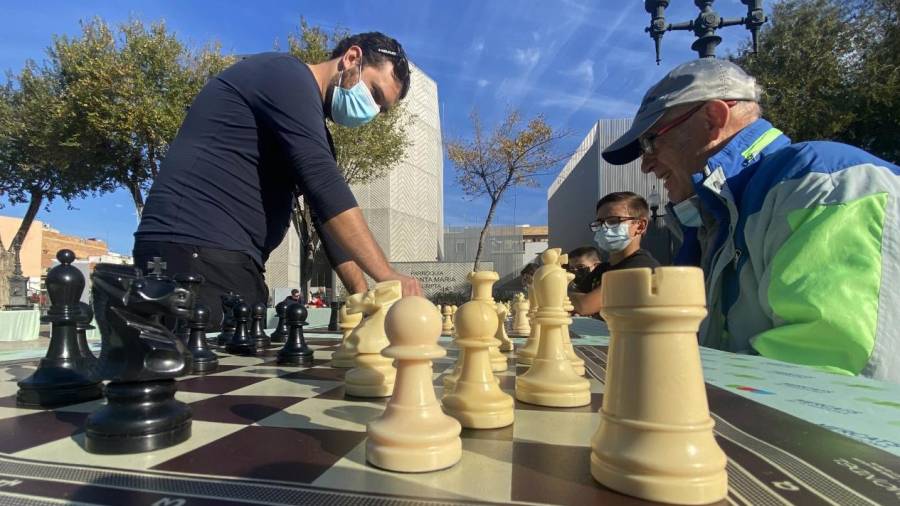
[341,45,364,70]
[704,100,731,139]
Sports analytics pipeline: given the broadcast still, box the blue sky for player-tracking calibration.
[0,0,750,254]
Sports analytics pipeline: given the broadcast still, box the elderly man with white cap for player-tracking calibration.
[602,58,900,383]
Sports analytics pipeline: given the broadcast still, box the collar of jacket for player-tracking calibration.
[693,118,787,206]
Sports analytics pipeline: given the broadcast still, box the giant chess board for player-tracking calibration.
[0,336,895,505]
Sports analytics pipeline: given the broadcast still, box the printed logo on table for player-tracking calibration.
[791,399,863,415]
[727,384,774,395]
[778,382,834,394]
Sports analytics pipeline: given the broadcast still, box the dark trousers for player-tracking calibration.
[132,241,269,331]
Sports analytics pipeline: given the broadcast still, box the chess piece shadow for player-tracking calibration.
[86,262,197,454]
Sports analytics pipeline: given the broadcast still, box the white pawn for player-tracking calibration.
[441,304,453,334]
[331,293,366,368]
[516,283,541,365]
[345,281,402,397]
[468,271,507,373]
[442,301,514,429]
[495,302,514,352]
[366,296,462,473]
[509,293,531,336]
[515,248,590,408]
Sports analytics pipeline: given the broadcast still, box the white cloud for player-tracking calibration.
[477,79,490,88]
[567,59,595,86]
[514,47,541,67]
[538,93,638,118]
[470,38,484,54]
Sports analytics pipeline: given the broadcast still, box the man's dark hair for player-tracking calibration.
[331,32,411,100]
[596,191,651,219]
[291,289,300,295]
[568,246,601,263]
[520,263,539,277]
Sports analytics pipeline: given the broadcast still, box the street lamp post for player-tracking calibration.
[644,0,767,64]
[5,239,31,310]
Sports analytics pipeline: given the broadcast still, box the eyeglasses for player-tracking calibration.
[638,104,705,156]
[589,216,639,232]
[639,100,740,155]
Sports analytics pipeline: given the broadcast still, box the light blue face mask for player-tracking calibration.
[331,65,379,127]
[594,222,633,253]
[672,196,702,227]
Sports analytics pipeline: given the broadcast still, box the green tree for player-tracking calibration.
[286,19,412,294]
[48,18,235,217]
[0,62,111,259]
[732,0,899,162]
[447,110,569,270]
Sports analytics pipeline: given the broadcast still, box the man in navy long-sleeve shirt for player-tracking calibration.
[134,32,422,329]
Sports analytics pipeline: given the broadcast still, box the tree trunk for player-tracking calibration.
[473,198,500,271]
[8,188,44,255]
[127,179,145,221]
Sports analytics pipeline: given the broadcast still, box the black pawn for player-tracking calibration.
[269,301,288,343]
[217,294,239,346]
[187,304,218,374]
[277,303,313,365]
[17,250,102,408]
[225,303,255,355]
[327,301,340,331]
[250,303,270,349]
[76,302,98,367]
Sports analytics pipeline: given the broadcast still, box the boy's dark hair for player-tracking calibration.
[520,263,539,277]
[596,191,651,218]
[568,246,601,263]
[331,32,411,100]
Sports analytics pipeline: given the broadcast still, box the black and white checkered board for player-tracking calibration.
[0,336,894,506]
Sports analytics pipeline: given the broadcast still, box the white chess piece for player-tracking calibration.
[441,304,453,334]
[510,292,531,336]
[591,267,727,504]
[345,281,402,397]
[516,283,541,365]
[495,301,514,352]
[366,296,462,472]
[557,254,585,376]
[331,293,366,368]
[468,271,507,372]
[441,301,514,429]
[515,248,590,408]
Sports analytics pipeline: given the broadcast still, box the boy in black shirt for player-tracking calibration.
[571,192,660,316]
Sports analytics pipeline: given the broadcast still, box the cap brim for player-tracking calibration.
[601,108,666,165]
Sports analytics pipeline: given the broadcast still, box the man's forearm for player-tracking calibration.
[334,260,367,295]
[322,207,393,281]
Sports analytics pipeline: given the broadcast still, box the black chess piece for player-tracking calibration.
[86,262,196,454]
[187,304,218,374]
[173,273,204,371]
[269,300,289,343]
[225,302,255,355]
[250,302,270,349]
[16,250,102,408]
[217,292,241,346]
[76,302,98,367]
[277,303,313,366]
[327,300,340,331]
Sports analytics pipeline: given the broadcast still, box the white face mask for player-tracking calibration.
[673,196,702,227]
[594,222,633,253]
